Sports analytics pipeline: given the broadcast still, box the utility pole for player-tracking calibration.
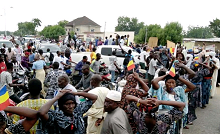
[103,22,106,41]
[144,27,147,44]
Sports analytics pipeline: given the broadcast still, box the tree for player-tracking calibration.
[162,22,183,45]
[40,25,65,40]
[58,20,69,28]
[32,18,42,28]
[115,16,145,35]
[209,18,220,37]
[184,26,213,38]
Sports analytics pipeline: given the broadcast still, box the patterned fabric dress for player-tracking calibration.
[120,74,144,134]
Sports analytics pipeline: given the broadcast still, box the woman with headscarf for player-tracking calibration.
[38,89,97,134]
[120,72,149,134]
[32,53,46,97]
[186,54,193,68]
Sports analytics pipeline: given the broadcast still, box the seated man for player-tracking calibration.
[75,56,88,76]
[1,106,38,134]
[75,64,93,90]
[13,78,54,134]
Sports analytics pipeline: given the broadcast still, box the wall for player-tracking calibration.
[195,41,220,51]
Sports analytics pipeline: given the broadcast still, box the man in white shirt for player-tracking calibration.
[53,51,62,69]
[13,44,23,62]
[148,53,157,87]
[139,47,147,69]
[119,36,125,47]
[108,35,113,45]
[109,51,118,82]
[57,74,80,103]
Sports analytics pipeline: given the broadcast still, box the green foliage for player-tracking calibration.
[58,20,69,28]
[70,31,75,37]
[162,22,183,45]
[0,31,11,35]
[14,18,42,36]
[209,18,220,37]
[40,25,65,40]
[134,26,147,44]
[115,16,145,35]
[184,26,213,38]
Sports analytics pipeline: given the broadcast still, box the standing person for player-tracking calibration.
[0,63,23,103]
[148,53,157,87]
[160,48,170,69]
[97,38,102,46]
[95,37,99,47]
[73,33,77,50]
[14,44,23,62]
[104,37,108,45]
[0,48,8,64]
[11,56,20,73]
[126,35,130,46]
[21,52,30,70]
[112,38,116,45]
[57,74,80,103]
[38,90,98,134]
[90,53,101,74]
[120,73,149,133]
[119,36,125,47]
[109,51,118,82]
[13,79,54,134]
[44,62,66,99]
[53,51,62,66]
[0,54,7,74]
[108,35,113,45]
[32,54,47,97]
[86,74,109,134]
[29,48,35,63]
[38,49,44,60]
[101,90,133,134]
[44,48,51,66]
[115,35,119,45]
[90,48,97,63]
[139,47,147,69]
[6,47,15,62]
[75,64,93,90]
[209,52,220,97]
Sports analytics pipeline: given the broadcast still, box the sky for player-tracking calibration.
[0,0,220,33]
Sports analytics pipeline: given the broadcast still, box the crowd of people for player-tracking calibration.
[0,35,219,134]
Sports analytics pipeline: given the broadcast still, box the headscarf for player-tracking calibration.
[124,74,138,90]
[58,93,76,110]
[34,53,40,60]
[209,52,216,59]
[186,54,193,67]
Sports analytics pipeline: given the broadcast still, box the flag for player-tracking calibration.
[127,58,135,71]
[170,47,175,54]
[169,63,176,77]
[0,85,10,110]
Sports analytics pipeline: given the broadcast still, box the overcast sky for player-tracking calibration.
[0,0,220,33]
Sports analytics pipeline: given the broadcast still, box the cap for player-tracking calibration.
[106,90,121,102]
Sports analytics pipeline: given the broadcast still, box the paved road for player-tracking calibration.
[183,87,220,134]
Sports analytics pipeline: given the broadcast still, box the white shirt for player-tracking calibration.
[108,38,113,45]
[109,56,117,71]
[53,56,63,69]
[140,51,147,63]
[148,59,157,75]
[120,39,124,47]
[63,84,80,104]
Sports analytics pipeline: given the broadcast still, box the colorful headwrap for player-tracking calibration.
[124,74,138,89]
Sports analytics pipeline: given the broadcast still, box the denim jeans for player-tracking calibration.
[110,70,115,82]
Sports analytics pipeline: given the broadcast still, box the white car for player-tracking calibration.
[0,40,14,48]
[71,45,140,67]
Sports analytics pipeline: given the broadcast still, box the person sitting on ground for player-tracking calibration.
[75,56,89,76]
[57,74,80,103]
[44,62,66,99]
[125,95,185,134]
[0,63,23,103]
[101,90,133,134]
[75,64,93,90]
[38,89,98,134]
[1,106,38,134]
[90,53,101,74]
[86,74,109,134]
[13,78,54,134]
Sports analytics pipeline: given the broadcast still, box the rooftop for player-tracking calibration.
[66,16,101,27]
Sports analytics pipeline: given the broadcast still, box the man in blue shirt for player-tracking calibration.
[29,49,35,67]
[95,37,99,46]
[104,37,108,45]
[75,56,88,75]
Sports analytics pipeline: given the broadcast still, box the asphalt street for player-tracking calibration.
[183,87,220,134]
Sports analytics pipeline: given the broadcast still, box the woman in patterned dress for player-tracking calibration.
[120,73,149,134]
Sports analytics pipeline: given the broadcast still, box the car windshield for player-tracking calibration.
[40,45,61,53]
[0,41,13,48]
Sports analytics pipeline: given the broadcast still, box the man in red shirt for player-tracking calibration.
[0,55,7,74]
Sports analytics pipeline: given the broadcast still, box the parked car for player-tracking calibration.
[38,43,61,57]
[0,40,14,48]
[71,45,140,67]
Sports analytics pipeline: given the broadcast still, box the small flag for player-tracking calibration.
[194,56,199,60]
[169,63,176,77]
[0,85,10,110]
[127,58,135,71]
[169,48,175,54]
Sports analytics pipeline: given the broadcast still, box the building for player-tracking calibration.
[65,16,101,35]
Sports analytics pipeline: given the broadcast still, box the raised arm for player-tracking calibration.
[70,91,97,103]
[178,77,196,93]
[133,72,149,97]
[176,62,195,79]
[151,74,167,90]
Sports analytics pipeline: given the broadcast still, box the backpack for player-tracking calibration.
[123,54,131,66]
[49,52,54,61]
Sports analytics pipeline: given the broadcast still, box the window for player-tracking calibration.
[115,49,126,57]
[76,28,79,31]
[91,29,94,32]
[101,48,112,56]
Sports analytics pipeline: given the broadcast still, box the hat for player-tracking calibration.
[188,49,193,53]
[25,52,30,55]
[106,90,121,102]
[209,52,216,57]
